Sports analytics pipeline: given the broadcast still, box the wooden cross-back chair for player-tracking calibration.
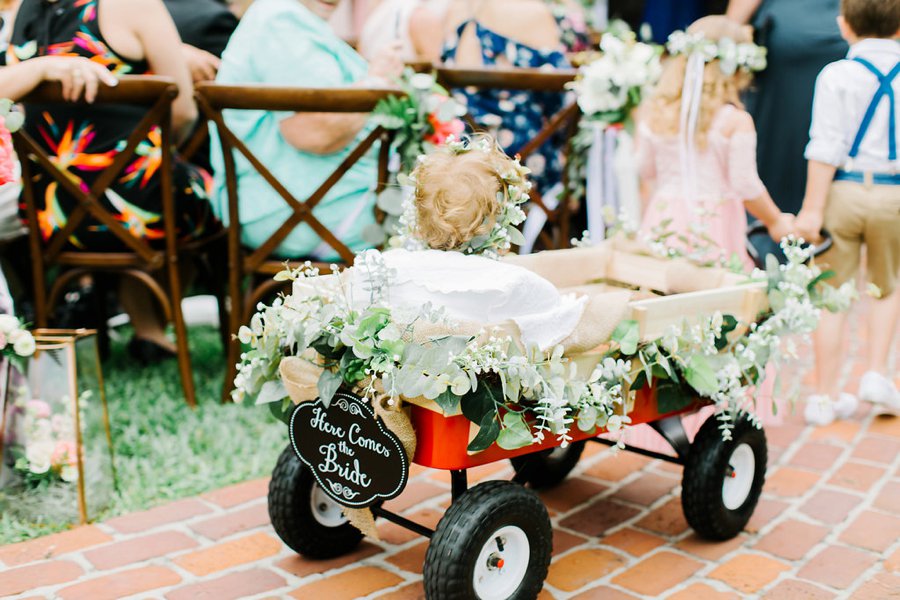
[195,83,399,401]
[13,76,213,408]
[435,66,581,250]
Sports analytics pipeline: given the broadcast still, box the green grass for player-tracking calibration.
[0,326,285,545]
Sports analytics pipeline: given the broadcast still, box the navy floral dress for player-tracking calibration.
[441,2,587,194]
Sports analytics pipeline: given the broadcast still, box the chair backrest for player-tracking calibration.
[12,76,180,270]
[196,83,400,269]
[435,66,581,248]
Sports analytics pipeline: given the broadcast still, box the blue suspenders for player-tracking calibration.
[848,56,900,161]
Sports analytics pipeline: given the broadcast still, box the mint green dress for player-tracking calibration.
[210,0,378,259]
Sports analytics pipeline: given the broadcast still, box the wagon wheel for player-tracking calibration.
[424,480,552,600]
[509,440,586,489]
[681,414,767,540]
[268,445,364,558]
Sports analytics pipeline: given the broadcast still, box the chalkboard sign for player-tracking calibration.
[289,392,409,508]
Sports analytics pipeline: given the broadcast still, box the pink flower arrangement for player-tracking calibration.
[0,114,15,186]
[425,109,465,147]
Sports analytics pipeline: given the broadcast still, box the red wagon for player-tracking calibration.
[266,244,774,599]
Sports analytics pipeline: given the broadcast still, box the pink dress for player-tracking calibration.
[622,104,780,454]
[638,104,764,271]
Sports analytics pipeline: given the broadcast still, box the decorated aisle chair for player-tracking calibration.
[13,76,225,408]
[435,67,581,251]
[196,84,399,402]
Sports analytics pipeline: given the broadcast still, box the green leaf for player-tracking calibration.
[339,351,366,384]
[255,379,287,405]
[714,314,739,350]
[656,381,692,414]
[684,355,719,396]
[467,411,501,452]
[317,370,343,407]
[311,336,343,360]
[434,390,461,414]
[4,110,23,132]
[460,383,496,424]
[506,226,526,246]
[631,369,647,391]
[807,270,835,291]
[268,398,293,425]
[611,320,640,355]
[496,412,534,450]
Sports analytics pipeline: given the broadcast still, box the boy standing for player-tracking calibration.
[796,0,900,424]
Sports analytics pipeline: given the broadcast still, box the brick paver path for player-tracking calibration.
[1,307,898,599]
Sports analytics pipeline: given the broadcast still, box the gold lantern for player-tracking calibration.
[0,329,116,526]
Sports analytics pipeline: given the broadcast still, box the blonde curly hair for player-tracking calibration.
[644,16,755,146]
[410,137,517,251]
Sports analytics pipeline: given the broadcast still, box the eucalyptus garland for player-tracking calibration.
[234,239,855,450]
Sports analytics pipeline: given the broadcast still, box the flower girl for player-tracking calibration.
[627,16,790,449]
[638,16,793,268]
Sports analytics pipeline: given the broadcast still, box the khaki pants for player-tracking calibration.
[819,180,900,296]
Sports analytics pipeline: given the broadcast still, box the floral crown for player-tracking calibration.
[395,136,530,259]
[666,30,767,76]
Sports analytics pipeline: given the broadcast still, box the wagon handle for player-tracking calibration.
[745,222,833,266]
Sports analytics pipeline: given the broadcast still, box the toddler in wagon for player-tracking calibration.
[350,136,590,351]
[795,0,900,424]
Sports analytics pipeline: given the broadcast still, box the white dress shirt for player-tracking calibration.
[805,38,900,172]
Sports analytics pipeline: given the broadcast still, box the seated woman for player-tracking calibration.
[3,0,219,361]
[440,0,588,195]
[358,0,448,63]
[350,137,589,351]
[211,0,403,260]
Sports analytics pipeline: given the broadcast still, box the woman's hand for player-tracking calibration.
[766,212,795,243]
[181,44,221,84]
[37,56,118,103]
[367,41,404,84]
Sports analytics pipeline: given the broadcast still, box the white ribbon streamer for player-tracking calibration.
[679,52,706,208]
[613,129,641,229]
[585,121,607,242]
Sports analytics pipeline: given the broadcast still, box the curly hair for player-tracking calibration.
[410,137,517,251]
[644,16,754,146]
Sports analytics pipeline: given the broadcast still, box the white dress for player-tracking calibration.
[350,249,587,350]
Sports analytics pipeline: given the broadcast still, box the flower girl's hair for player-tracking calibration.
[644,16,755,145]
[410,136,513,251]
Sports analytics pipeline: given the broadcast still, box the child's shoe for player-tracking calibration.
[859,371,900,416]
[804,394,835,426]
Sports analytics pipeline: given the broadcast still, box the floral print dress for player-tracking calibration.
[441,1,587,194]
[4,0,217,251]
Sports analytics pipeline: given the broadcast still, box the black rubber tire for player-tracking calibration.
[423,480,552,600]
[509,440,586,489]
[681,415,767,541]
[267,444,364,559]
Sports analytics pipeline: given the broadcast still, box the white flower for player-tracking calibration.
[60,464,79,482]
[9,330,35,356]
[25,441,54,474]
[409,73,436,92]
[0,314,20,334]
